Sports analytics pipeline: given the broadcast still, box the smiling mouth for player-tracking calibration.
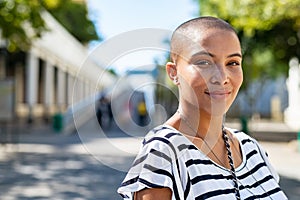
[204,90,231,99]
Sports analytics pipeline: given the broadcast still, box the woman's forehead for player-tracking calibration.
[170,26,240,63]
[175,30,241,63]
[184,30,239,52]
[192,28,238,43]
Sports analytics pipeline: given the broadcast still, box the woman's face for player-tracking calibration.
[175,29,243,116]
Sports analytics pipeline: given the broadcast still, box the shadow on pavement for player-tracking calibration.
[0,150,129,200]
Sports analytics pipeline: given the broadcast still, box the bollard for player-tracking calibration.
[298,131,300,153]
[53,113,63,133]
[240,116,249,135]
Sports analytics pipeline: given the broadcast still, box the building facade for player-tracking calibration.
[0,11,115,126]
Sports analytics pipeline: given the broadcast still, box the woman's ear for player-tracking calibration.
[166,62,179,85]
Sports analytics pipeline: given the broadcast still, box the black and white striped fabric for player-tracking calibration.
[118,125,287,200]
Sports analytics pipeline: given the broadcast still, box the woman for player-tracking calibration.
[118,16,287,200]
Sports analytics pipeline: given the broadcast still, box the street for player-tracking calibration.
[0,117,299,199]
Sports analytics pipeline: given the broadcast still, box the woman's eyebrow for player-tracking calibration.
[189,51,242,61]
[190,51,214,58]
[227,53,242,58]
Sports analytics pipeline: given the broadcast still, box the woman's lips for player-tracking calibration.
[204,90,231,99]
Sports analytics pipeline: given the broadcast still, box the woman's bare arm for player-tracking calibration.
[134,188,172,200]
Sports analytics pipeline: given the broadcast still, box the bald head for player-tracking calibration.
[170,16,238,63]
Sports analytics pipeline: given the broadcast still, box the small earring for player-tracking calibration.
[173,78,179,84]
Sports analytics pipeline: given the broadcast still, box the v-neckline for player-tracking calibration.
[162,124,246,172]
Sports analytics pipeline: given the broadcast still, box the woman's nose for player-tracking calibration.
[210,65,229,85]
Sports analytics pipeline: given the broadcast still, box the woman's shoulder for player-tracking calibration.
[118,125,181,199]
[140,124,186,154]
[226,127,257,145]
[143,124,182,143]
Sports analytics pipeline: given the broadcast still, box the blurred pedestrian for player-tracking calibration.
[137,101,147,126]
[96,96,112,129]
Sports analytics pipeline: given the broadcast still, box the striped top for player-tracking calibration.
[118,125,287,200]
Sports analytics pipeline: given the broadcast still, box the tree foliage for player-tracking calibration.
[198,0,300,87]
[0,0,46,51]
[43,0,100,44]
[0,0,99,52]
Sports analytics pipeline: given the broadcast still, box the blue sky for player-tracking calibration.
[87,0,199,74]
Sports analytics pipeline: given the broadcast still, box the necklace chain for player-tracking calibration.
[222,127,241,199]
[176,111,222,163]
[177,110,241,199]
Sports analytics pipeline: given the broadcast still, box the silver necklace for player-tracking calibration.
[177,110,241,199]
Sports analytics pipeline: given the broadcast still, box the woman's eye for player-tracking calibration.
[194,60,212,67]
[227,61,240,66]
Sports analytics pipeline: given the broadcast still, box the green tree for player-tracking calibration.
[0,0,100,52]
[43,0,100,44]
[0,0,46,52]
[198,0,300,87]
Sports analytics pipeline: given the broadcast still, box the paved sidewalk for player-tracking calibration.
[0,119,136,200]
[260,141,300,181]
[225,120,298,142]
[0,118,299,199]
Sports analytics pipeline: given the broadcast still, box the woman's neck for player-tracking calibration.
[177,104,224,141]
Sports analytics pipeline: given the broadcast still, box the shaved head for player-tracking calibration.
[170,16,238,63]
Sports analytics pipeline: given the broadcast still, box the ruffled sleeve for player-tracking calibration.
[252,139,280,183]
[117,132,179,199]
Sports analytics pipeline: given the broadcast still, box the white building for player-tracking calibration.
[0,11,116,128]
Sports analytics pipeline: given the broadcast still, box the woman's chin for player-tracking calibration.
[204,105,229,117]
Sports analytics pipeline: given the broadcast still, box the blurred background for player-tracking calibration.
[0,0,300,199]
